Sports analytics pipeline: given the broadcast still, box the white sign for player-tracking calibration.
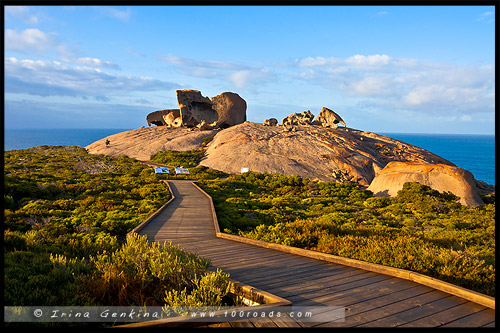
[154,168,169,174]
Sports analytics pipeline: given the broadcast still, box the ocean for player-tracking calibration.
[381,133,495,186]
[4,128,131,152]
[3,128,495,186]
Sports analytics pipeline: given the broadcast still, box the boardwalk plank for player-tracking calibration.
[311,276,416,303]
[352,290,455,327]
[400,301,487,327]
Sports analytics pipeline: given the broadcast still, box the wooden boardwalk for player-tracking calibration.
[138,180,495,328]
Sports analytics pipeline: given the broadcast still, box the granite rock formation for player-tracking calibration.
[367,161,484,207]
[103,99,493,207]
[200,122,454,186]
[176,90,219,128]
[210,92,247,128]
[315,107,346,127]
[86,126,218,161]
[146,109,181,127]
[263,118,278,126]
[146,90,246,130]
[281,110,315,126]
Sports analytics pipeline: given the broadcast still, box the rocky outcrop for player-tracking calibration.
[315,107,346,127]
[146,90,246,130]
[85,126,218,161]
[164,109,182,127]
[87,121,492,207]
[263,118,278,126]
[177,90,219,128]
[367,161,484,207]
[200,122,454,186]
[210,92,247,128]
[146,109,181,127]
[281,110,315,126]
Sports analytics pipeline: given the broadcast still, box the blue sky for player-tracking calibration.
[4,5,495,134]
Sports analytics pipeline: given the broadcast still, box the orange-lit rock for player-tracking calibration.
[367,161,483,207]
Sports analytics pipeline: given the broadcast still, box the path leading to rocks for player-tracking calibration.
[137,180,495,328]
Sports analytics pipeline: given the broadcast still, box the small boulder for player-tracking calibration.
[196,120,218,131]
[263,118,278,126]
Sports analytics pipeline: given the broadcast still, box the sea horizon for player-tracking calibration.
[4,128,495,186]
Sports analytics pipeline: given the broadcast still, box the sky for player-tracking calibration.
[3,5,496,134]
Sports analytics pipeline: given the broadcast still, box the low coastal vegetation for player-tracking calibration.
[4,146,233,323]
[150,148,228,180]
[4,144,495,324]
[151,149,206,168]
[197,172,495,297]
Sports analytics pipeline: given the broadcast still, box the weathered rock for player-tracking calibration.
[367,161,484,207]
[281,110,315,126]
[147,90,246,129]
[162,109,182,127]
[176,90,218,127]
[146,109,180,127]
[196,120,218,131]
[85,126,218,161]
[200,122,454,186]
[210,92,247,128]
[263,118,278,126]
[88,122,491,204]
[315,107,346,127]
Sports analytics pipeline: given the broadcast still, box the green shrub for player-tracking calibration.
[85,233,212,306]
[163,268,232,316]
[202,136,214,147]
[150,149,205,167]
[4,251,93,306]
[198,174,495,297]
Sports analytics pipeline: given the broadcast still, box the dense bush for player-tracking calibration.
[84,233,213,306]
[150,149,205,167]
[4,146,232,314]
[197,172,495,296]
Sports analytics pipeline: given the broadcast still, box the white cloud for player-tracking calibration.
[228,68,272,89]
[345,54,391,67]
[291,54,495,114]
[5,28,120,70]
[107,7,132,21]
[346,76,392,97]
[93,6,132,21]
[5,57,176,100]
[161,54,253,71]
[296,56,340,67]
[477,11,494,23]
[75,57,120,70]
[5,28,50,52]
[5,6,39,24]
[161,54,273,90]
